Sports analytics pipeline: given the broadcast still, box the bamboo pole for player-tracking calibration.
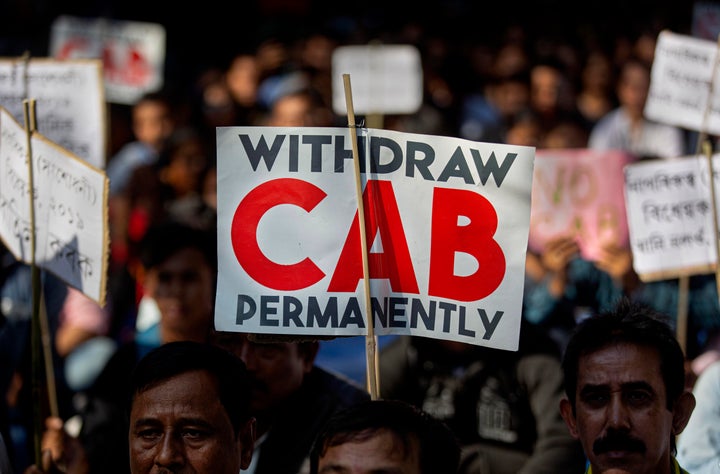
[342,74,379,399]
[23,97,60,466]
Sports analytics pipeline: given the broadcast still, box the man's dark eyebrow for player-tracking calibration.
[131,417,216,430]
[578,383,608,394]
[579,381,655,395]
[619,381,655,393]
[131,418,162,429]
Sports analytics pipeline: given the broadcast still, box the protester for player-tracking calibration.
[77,221,217,474]
[634,270,720,380]
[211,332,370,474]
[528,57,584,138]
[588,56,686,160]
[559,297,696,474]
[24,340,255,474]
[309,399,461,474]
[379,323,586,474]
[0,245,107,471]
[676,359,720,473]
[127,341,255,474]
[106,92,177,197]
[522,234,639,352]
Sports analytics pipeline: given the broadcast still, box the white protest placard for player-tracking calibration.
[215,127,535,350]
[0,58,106,169]
[645,31,720,134]
[0,107,109,305]
[331,45,423,115]
[49,15,166,105]
[624,155,720,281]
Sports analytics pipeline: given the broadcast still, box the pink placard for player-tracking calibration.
[528,149,634,261]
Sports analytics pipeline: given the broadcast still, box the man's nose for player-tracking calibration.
[239,344,257,370]
[606,395,631,430]
[155,433,184,468]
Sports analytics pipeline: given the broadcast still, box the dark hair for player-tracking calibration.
[562,297,685,412]
[129,341,252,434]
[309,399,461,474]
[138,220,216,272]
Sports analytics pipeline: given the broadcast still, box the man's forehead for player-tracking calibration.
[576,343,664,387]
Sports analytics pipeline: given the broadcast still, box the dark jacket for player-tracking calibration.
[379,324,585,474]
[254,365,370,474]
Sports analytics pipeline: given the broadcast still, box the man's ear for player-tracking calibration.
[559,397,580,439]
[301,341,320,372]
[238,417,256,469]
[672,391,696,436]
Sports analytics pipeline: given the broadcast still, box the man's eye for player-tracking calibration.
[582,393,608,406]
[137,429,161,440]
[625,390,651,405]
[183,429,208,440]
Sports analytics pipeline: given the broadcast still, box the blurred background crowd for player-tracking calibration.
[0,0,714,473]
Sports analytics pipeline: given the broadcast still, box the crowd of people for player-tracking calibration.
[1,1,719,473]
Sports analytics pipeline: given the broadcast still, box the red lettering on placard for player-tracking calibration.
[231,178,326,290]
[428,188,505,301]
[328,180,419,293]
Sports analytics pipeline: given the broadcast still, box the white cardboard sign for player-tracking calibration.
[0,58,106,169]
[331,45,423,115]
[0,107,109,304]
[49,15,166,105]
[624,155,720,280]
[645,31,720,134]
[215,126,535,350]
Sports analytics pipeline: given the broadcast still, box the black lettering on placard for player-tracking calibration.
[234,294,505,341]
[237,133,519,187]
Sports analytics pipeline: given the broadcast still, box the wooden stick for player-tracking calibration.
[676,33,720,351]
[24,98,60,466]
[677,274,689,356]
[703,140,720,308]
[24,98,44,465]
[342,74,379,399]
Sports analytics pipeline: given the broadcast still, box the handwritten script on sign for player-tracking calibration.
[0,58,106,168]
[0,107,109,305]
[624,155,720,281]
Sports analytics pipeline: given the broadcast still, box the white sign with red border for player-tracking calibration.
[49,15,165,105]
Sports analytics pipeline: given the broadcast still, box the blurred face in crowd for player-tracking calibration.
[146,247,215,343]
[268,94,315,127]
[162,137,208,197]
[506,116,541,147]
[129,369,254,474]
[213,333,316,413]
[531,65,563,114]
[617,61,650,120]
[226,54,259,107]
[133,99,174,152]
[560,343,695,474]
[490,79,530,119]
[317,429,421,474]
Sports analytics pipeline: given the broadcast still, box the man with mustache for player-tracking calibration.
[559,298,696,474]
